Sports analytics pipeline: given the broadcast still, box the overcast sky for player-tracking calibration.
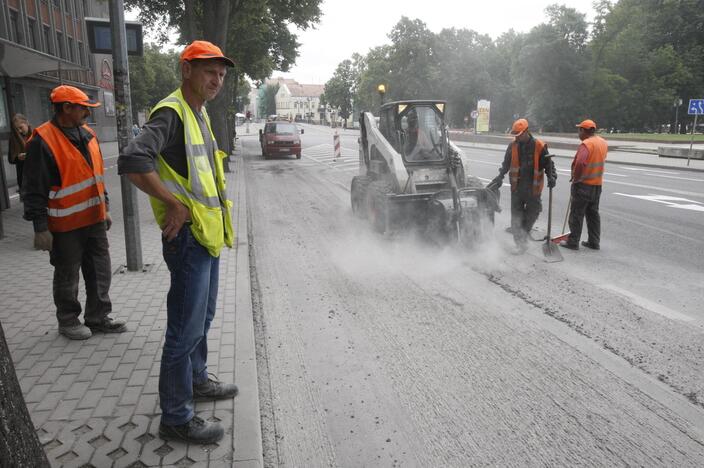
[278,0,596,84]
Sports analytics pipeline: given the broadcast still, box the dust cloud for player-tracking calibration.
[324,210,513,283]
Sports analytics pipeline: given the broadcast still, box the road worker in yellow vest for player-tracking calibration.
[22,85,126,340]
[118,40,236,445]
[490,118,557,253]
[559,119,608,251]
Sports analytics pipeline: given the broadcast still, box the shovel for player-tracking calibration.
[542,186,563,262]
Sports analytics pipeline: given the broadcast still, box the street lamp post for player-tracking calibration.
[674,98,683,134]
[377,84,386,107]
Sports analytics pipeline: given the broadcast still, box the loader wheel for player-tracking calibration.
[351,176,371,219]
[367,180,394,234]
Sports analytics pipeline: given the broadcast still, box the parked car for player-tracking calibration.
[259,121,304,159]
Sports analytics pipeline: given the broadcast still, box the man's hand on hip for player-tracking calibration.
[34,231,53,251]
[162,201,191,241]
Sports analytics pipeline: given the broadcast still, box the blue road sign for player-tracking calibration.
[688,99,704,115]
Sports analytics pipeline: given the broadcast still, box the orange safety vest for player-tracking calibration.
[34,122,107,232]
[509,138,546,196]
[574,135,607,185]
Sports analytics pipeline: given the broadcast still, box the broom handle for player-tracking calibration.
[561,196,571,234]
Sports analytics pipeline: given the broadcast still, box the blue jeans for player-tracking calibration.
[160,226,219,426]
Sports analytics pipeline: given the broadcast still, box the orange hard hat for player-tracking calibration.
[50,85,100,107]
[180,40,234,67]
[511,118,529,137]
[576,119,597,130]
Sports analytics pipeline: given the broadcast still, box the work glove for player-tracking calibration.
[105,212,112,231]
[488,176,503,190]
[34,231,53,251]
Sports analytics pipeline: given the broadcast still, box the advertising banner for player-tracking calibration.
[477,99,490,133]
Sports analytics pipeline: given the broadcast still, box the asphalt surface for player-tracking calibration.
[240,123,704,466]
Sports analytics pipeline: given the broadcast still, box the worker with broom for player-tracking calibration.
[559,119,608,251]
[489,118,557,253]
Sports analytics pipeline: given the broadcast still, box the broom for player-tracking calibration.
[551,196,571,243]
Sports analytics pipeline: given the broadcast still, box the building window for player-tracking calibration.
[57,32,65,59]
[52,0,61,8]
[68,37,75,62]
[78,41,84,65]
[64,0,72,13]
[9,9,23,44]
[28,19,40,50]
[44,26,54,55]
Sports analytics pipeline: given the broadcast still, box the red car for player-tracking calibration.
[259,121,304,159]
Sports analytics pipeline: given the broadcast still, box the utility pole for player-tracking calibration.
[109,0,143,271]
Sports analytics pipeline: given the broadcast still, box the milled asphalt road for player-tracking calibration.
[241,124,704,466]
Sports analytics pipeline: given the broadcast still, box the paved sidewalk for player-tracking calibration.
[0,142,262,467]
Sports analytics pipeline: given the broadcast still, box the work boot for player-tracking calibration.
[159,415,224,444]
[581,241,600,250]
[59,323,92,340]
[193,376,239,401]
[559,240,579,250]
[86,317,127,333]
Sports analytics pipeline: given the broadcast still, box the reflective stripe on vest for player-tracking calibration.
[148,89,234,257]
[579,136,608,185]
[509,138,545,196]
[34,122,107,232]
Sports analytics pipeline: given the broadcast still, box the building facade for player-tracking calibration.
[0,0,117,207]
[275,80,325,123]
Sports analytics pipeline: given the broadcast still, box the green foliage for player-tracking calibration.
[128,44,180,121]
[259,83,279,117]
[329,2,704,133]
[322,60,355,123]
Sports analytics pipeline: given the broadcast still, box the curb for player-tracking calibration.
[230,148,264,468]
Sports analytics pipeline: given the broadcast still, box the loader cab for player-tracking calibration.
[379,100,448,166]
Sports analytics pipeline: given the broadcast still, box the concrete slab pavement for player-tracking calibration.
[0,140,262,467]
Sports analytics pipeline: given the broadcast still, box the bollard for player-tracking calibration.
[333,131,341,160]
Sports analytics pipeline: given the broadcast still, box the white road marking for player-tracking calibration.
[614,193,704,211]
[605,180,704,198]
[599,284,695,323]
[622,167,678,175]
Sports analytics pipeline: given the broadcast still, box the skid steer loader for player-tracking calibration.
[351,100,500,245]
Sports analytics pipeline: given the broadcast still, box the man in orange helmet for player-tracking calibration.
[490,118,556,252]
[559,119,608,250]
[22,85,125,340]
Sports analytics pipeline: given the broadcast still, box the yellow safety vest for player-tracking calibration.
[149,88,234,257]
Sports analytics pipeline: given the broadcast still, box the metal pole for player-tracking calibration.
[687,114,697,167]
[109,0,143,271]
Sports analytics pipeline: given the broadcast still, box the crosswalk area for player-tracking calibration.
[303,143,360,171]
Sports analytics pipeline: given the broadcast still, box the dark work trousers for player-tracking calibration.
[510,192,542,245]
[568,183,602,246]
[49,222,112,326]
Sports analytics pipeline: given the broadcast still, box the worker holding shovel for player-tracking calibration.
[489,118,557,254]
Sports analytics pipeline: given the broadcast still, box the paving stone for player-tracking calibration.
[66,381,91,400]
[104,378,128,398]
[50,398,79,420]
[24,383,52,403]
[76,364,102,382]
[134,393,158,416]
[86,350,109,366]
[51,373,77,392]
[121,349,141,364]
[35,391,64,412]
[119,386,142,406]
[19,375,40,393]
[101,356,122,372]
[65,358,89,374]
[78,389,105,409]
[114,362,136,379]
[92,396,119,418]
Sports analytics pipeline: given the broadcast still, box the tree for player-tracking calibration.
[259,83,279,117]
[0,323,50,467]
[322,60,356,127]
[128,44,180,122]
[125,0,323,153]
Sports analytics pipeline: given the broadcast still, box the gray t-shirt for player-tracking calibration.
[118,106,216,181]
